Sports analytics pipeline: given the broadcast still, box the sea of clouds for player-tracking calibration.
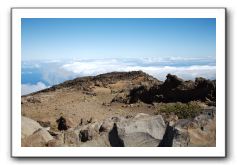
[21,57,216,95]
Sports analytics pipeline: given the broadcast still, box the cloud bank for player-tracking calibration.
[62,58,216,81]
[21,57,216,95]
[21,82,49,96]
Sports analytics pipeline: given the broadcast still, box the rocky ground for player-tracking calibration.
[21,71,216,147]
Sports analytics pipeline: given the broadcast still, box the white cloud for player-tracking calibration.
[21,82,49,96]
[62,58,216,81]
[40,65,76,85]
[21,62,41,69]
[21,58,216,94]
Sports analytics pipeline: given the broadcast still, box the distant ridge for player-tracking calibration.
[29,71,160,95]
[23,71,215,106]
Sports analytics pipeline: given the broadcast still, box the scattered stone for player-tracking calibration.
[21,109,216,147]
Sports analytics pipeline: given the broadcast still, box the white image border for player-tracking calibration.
[11,8,226,157]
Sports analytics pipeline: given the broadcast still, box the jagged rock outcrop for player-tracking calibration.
[114,73,216,104]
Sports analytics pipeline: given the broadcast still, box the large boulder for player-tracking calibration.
[173,107,216,147]
[116,113,166,147]
[22,129,53,147]
[21,116,53,147]
[21,116,43,139]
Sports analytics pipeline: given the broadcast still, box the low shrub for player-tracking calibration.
[155,101,202,119]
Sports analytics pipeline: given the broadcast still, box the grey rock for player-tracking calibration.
[22,128,53,147]
[21,116,43,139]
[21,116,54,147]
[22,110,215,147]
[118,113,166,139]
[79,134,110,147]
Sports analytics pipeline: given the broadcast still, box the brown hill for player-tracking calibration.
[21,71,216,147]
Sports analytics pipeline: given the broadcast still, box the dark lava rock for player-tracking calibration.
[129,85,151,103]
[79,129,92,142]
[125,74,216,104]
[163,74,184,89]
[56,116,68,131]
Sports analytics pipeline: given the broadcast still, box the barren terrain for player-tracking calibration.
[21,71,216,147]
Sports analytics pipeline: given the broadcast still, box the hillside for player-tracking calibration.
[21,71,216,147]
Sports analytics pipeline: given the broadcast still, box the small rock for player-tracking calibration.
[79,130,92,142]
[87,117,93,124]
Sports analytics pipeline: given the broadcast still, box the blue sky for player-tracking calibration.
[21,18,216,60]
